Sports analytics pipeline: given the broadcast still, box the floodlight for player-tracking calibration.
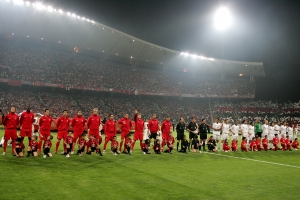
[35,2,45,10]
[13,0,24,5]
[214,7,232,30]
[47,6,53,12]
[58,9,63,14]
[25,1,30,6]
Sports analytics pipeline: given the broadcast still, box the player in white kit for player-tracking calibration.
[241,120,249,144]
[274,121,281,139]
[287,124,293,142]
[143,119,149,140]
[262,120,269,138]
[230,120,240,143]
[221,119,230,149]
[268,122,275,149]
[248,121,255,142]
[280,121,287,139]
[212,118,222,150]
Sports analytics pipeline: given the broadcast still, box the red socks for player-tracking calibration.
[119,141,123,151]
[55,141,60,152]
[132,142,135,150]
[3,141,7,152]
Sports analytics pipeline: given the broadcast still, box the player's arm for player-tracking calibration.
[207,125,210,133]
[20,114,24,126]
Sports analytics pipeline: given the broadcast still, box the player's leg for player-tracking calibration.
[119,132,125,152]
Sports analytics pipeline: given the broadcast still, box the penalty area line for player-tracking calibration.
[203,152,300,169]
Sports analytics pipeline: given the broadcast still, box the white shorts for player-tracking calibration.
[268,134,274,141]
[222,134,229,141]
[288,134,293,141]
[278,134,282,140]
[249,134,255,141]
[143,130,149,140]
[232,134,239,141]
[213,134,220,141]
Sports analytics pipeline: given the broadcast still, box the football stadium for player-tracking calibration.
[0,1,299,199]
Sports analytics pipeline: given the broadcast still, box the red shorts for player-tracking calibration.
[134,132,143,141]
[20,128,32,138]
[40,131,50,141]
[89,129,100,139]
[73,131,83,140]
[57,130,68,140]
[162,133,169,141]
[121,131,129,140]
[105,134,114,143]
[4,129,18,141]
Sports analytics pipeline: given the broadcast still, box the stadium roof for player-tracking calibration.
[0,0,265,77]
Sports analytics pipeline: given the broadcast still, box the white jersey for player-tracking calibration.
[144,122,149,131]
[274,124,280,134]
[212,122,222,135]
[262,124,269,135]
[248,125,255,135]
[143,122,149,140]
[241,124,249,134]
[287,127,293,135]
[222,123,230,134]
[280,125,287,135]
[230,125,240,136]
[268,126,275,135]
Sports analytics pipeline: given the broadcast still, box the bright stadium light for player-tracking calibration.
[47,6,54,12]
[25,1,30,6]
[35,2,45,10]
[13,0,24,5]
[58,9,63,14]
[214,7,232,30]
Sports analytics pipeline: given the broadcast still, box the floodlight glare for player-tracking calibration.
[58,9,63,14]
[214,7,232,30]
[35,2,45,10]
[47,6,53,12]
[25,1,30,6]
[13,0,24,5]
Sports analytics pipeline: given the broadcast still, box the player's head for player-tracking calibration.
[283,121,287,125]
[137,114,141,119]
[10,106,16,113]
[26,106,31,112]
[242,137,246,141]
[251,121,254,126]
[224,119,228,124]
[209,136,213,140]
[109,114,114,120]
[77,110,82,116]
[271,122,274,126]
[256,119,260,122]
[146,118,149,122]
[124,113,129,119]
[183,135,187,140]
[16,137,22,144]
[165,116,170,121]
[134,109,138,114]
[243,120,247,124]
[295,138,298,141]
[277,121,281,125]
[126,134,131,138]
[68,131,73,136]
[90,134,94,139]
[112,136,117,141]
[281,134,285,138]
[257,137,260,140]
[265,120,268,124]
[32,135,38,141]
[63,110,68,116]
[145,139,150,144]
[44,109,50,116]
[215,118,219,123]
[194,135,198,139]
[232,138,236,142]
[191,117,196,123]
[179,117,184,122]
[155,139,160,144]
[224,139,228,143]
[152,114,156,119]
[81,133,86,138]
[252,137,255,140]
[235,120,238,125]
[93,108,98,115]
[264,135,268,139]
[48,135,53,140]
[275,134,278,138]
[202,119,206,123]
[286,135,289,139]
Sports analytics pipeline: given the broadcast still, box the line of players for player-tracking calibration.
[2,106,300,157]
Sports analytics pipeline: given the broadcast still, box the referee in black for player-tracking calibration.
[199,119,210,151]
[187,117,197,151]
[176,117,185,151]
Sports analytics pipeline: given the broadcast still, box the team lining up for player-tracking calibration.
[2,107,300,158]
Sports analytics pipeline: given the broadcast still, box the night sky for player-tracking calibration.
[47,0,300,101]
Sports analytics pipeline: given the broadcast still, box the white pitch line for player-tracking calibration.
[204,152,300,169]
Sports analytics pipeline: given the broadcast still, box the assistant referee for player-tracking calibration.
[199,119,210,151]
[176,118,185,151]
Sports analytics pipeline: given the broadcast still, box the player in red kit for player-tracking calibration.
[249,137,258,151]
[43,135,53,158]
[55,110,70,154]
[231,138,237,152]
[241,137,248,152]
[272,134,279,151]
[280,134,286,150]
[118,113,132,152]
[2,106,19,155]
[285,136,292,151]
[292,138,299,149]
[77,133,87,156]
[262,135,268,151]
[153,139,161,154]
[64,131,74,158]
[19,106,34,145]
[27,135,39,157]
[161,116,172,146]
[87,108,101,140]
[163,132,175,154]
[71,110,86,153]
[148,114,160,145]
[103,114,116,153]
[86,134,102,155]
[132,113,144,151]
[255,137,262,151]
[39,109,52,154]
[142,139,151,154]
[14,137,25,157]
[124,134,133,155]
[223,139,230,152]
[111,136,120,155]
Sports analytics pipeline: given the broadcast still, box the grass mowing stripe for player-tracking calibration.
[204,152,300,169]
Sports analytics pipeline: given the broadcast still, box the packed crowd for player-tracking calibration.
[0,42,254,96]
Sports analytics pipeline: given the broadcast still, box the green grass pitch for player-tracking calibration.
[0,128,299,200]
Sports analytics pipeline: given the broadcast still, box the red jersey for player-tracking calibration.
[112,140,118,148]
[87,114,101,131]
[273,137,279,145]
[161,120,172,134]
[88,138,99,147]
[255,139,261,146]
[153,143,161,150]
[223,143,230,150]
[168,136,175,146]
[250,140,257,148]
[72,116,86,132]
[20,111,34,129]
[65,136,74,145]
[118,117,132,133]
[135,118,144,133]
[241,140,247,148]
[39,115,52,132]
[134,113,138,122]
[16,142,25,150]
[231,141,237,148]
[29,140,39,151]
[44,140,52,148]
[57,116,70,131]
[125,138,133,146]
[142,143,150,150]
[285,138,291,145]
[280,138,286,145]
[3,112,19,129]
[262,138,268,145]
[292,141,299,148]
[148,118,159,133]
[104,119,116,135]
[78,138,87,147]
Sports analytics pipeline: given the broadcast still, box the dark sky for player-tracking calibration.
[48,0,300,101]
